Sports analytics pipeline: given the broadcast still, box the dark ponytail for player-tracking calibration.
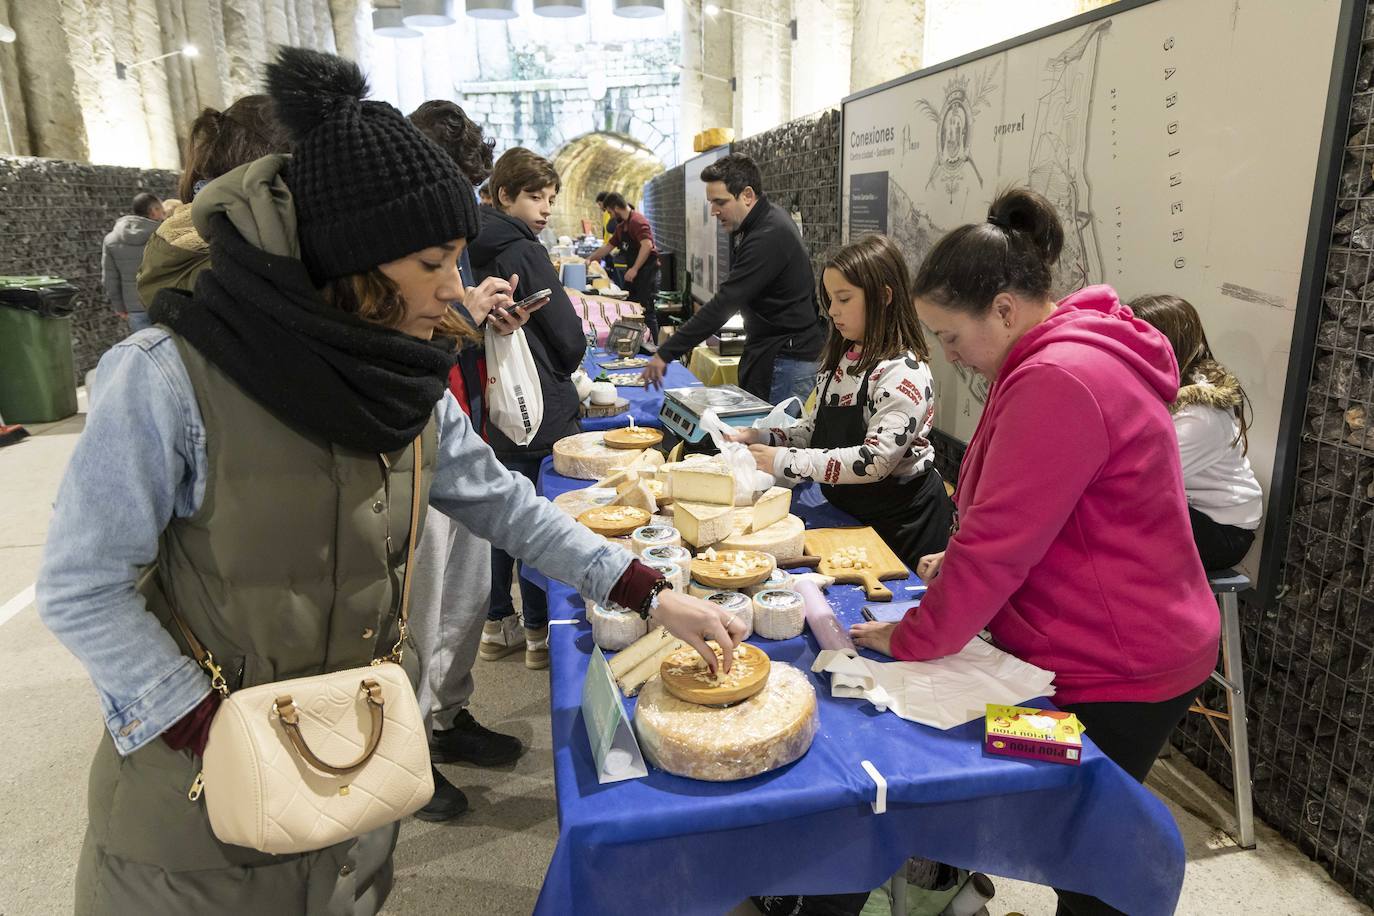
[911,187,1065,315]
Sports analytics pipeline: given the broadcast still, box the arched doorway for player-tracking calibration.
[549,131,666,240]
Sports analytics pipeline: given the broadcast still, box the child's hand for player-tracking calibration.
[916,551,946,581]
[747,444,780,474]
[725,427,765,445]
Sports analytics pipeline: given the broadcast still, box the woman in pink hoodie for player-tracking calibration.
[851,188,1219,914]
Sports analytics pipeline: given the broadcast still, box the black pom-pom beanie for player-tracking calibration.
[264,46,481,284]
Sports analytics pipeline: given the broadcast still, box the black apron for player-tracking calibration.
[812,364,955,570]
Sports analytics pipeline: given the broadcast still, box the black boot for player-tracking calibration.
[414,766,469,822]
[430,709,523,767]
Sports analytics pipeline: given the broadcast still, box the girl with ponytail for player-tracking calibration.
[852,187,1220,916]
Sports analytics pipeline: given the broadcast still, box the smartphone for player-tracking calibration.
[513,288,552,310]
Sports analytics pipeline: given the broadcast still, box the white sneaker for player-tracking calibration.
[479,616,523,661]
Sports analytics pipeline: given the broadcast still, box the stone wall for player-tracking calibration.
[734,109,843,285]
[642,162,686,291]
[0,157,178,378]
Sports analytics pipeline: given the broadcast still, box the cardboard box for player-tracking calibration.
[984,704,1084,766]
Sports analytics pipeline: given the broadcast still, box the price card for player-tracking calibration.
[581,648,648,784]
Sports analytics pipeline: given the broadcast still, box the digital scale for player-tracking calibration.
[658,385,773,443]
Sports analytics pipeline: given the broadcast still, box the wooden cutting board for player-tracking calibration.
[803,527,908,601]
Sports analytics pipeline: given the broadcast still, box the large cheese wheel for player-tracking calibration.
[553,432,664,480]
[553,487,618,518]
[718,512,806,563]
[634,663,818,781]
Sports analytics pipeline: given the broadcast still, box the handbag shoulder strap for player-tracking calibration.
[168,434,426,691]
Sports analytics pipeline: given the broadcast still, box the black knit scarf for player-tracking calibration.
[149,212,455,453]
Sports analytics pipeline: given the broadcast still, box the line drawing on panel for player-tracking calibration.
[916,63,1002,204]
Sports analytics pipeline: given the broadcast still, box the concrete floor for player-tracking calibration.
[1,393,1370,916]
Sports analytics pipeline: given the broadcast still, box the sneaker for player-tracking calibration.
[479,616,523,661]
[414,766,469,822]
[524,625,549,670]
[430,709,523,767]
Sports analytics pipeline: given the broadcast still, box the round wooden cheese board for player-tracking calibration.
[659,642,771,707]
[603,426,664,450]
[577,505,652,537]
[689,549,776,589]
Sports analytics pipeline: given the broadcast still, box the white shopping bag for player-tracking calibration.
[752,396,804,431]
[699,407,775,500]
[485,325,544,446]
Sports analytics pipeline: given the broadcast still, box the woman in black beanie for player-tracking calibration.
[38,47,743,915]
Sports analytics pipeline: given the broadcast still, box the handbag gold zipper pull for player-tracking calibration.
[188,771,205,802]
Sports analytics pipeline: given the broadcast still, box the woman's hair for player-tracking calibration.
[178,95,291,201]
[323,268,480,345]
[489,147,560,210]
[1128,293,1252,453]
[408,100,496,187]
[911,187,1064,315]
[818,234,931,375]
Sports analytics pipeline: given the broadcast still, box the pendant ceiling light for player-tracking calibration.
[613,0,664,17]
[534,0,586,16]
[403,0,457,26]
[372,7,422,36]
[466,0,518,19]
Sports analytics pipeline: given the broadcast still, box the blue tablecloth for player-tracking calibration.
[580,348,700,431]
[531,469,1187,916]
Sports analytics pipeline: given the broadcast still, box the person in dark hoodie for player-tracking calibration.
[467,146,586,669]
[850,189,1219,916]
[643,153,826,403]
[102,193,165,332]
[38,48,742,914]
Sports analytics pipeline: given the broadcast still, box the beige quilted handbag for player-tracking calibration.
[177,436,434,854]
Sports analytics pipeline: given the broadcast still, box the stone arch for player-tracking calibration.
[548,131,667,240]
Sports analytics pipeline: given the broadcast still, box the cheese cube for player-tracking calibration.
[669,466,736,506]
[674,501,736,547]
[750,486,792,533]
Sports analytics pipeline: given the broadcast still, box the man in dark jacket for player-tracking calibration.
[467,147,586,669]
[642,153,825,402]
[102,192,164,333]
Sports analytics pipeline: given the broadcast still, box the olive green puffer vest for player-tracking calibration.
[76,335,437,916]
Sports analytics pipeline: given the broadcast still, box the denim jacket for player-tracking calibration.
[38,328,631,755]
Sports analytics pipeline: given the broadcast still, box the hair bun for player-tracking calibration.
[265,46,369,142]
[987,188,1064,268]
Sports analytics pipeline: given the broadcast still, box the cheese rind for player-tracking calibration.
[750,487,792,533]
[752,589,806,639]
[718,512,806,562]
[675,501,736,547]
[745,568,793,596]
[589,602,649,651]
[553,432,664,480]
[668,465,736,506]
[632,525,682,556]
[634,663,818,781]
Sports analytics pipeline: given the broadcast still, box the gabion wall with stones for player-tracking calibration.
[0,157,178,379]
[642,163,687,292]
[734,109,842,285]
[1171,5,1374,905]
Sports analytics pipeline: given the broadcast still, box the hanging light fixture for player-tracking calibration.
[466,0,517,19]
[534,0,586,17]
[372,7,423,37]
[613,0,664,17]
[403,0,457,26]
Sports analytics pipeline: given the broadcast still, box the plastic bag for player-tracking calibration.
[485,325,544,445]
[752,395,804,431]
[699,407,774,500]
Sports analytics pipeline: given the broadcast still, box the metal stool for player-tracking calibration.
[1187,569,1256,849]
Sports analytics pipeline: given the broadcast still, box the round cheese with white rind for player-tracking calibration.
[642,544,692,567]
[589,602,649,651]
[705,590,753,640]
[745,568,793,596]
[752,589,805,640]
[634,663,818,781]
[717,512,805,563]
[646,561,686,593]
[553,432,665,480]
[687,579,716,599]
[632,525,682,556]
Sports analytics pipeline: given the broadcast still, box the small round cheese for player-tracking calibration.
[632,525,682,556]
[642,544,692,567]
[687,578,716,599]
[553,432,665,480]
[635,663,819,781]
[646,561,686,593]
[753,589,805,640]
[706,590,753,640]
[589,602,649,651]
[745,568,793,596]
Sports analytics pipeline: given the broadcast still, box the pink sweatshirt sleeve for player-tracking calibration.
[889,365,1110,660]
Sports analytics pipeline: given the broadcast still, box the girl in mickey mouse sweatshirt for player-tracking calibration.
[728,234,956,569]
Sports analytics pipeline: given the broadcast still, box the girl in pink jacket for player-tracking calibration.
[851,187,1219,916]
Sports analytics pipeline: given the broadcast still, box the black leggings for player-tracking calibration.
[1052,682,1207,915]
[1189,506,1255,572]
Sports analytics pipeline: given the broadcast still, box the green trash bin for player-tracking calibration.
[0,276,80,424]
